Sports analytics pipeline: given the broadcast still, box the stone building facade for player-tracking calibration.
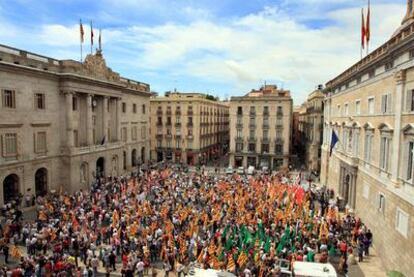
[149,92,229,165]
[320,3,414,275]
[0,45,151,205]
[229,85,292,170]
[297,88,324,173]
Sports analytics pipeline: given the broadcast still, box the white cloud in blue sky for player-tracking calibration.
[0,0,406,104]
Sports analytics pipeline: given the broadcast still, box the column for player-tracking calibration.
[391,70,406,186]
[103,96,109,144]
[86,94,93,145]
[116,98,122,141]
[64,92,74,148]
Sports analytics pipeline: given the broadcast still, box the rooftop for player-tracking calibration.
[0,44,150,94]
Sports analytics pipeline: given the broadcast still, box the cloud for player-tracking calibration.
[0,1,407,104]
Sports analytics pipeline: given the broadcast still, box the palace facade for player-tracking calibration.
[320,2,414,274]
[0,45,151,205]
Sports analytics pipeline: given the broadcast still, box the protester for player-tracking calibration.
[0,167,372,276]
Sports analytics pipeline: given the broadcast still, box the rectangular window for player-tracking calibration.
[381,93,392,113]
[406,90,414,112]
[353,132,360,157]
[261,144,269,153]
[263,106,269,115]
[396,208,409,238]
[380,137,391,171]
[73,130,79,147]
[141,126,146,139]
[407,142,414,180]
[157,140,162,148]
[35,93,45,110]
[236,129,242,138]
[2,89,16,108]
[72,96,78,111]
[131,126,137,141]
[2,133,17,158]
[237,106,243,115]
[35,132,47,153]
[275,144,283,155]
[188,117,193,125]
[364,134,372,163]
[410,49,414,59]
[337,105,341,116]
[122,102,126,113]
[355,100,361,115]
[378,193,385,214]
[263,129,268,139]
[344,103,349,116]
[249,129,255,139]
[236,143,243,152]
[121,127,127,142]
[248,143,256,152]
[133,104,137,113]
[237,117,242,125]
[368,97,375,115]
[142,104,146,114]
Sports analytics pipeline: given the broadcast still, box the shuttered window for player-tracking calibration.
[381,93,392,113]
[35,132,47,153]
[2,133,17,158]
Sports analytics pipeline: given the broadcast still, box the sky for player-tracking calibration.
[0,0,407,104]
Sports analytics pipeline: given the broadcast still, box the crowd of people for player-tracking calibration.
[0,167,372,276]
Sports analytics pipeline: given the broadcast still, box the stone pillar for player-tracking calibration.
[391,70,406,187]
[86,94,93,145]
[116,98,122,141]
[64,92,74,148]
[103,96,109,144]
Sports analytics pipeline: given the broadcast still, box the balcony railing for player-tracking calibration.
[187,122,193,127]
[188,110,193,116]
[248,137,256,142]
[166,121,172,126]
[175,122,182,127]
[249,123,256,129]
[156,122,163,127]
[166,110,172,115]
[262,123,269,129]
[236,123,243,129]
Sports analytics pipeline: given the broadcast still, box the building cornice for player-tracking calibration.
[326,22,414,91]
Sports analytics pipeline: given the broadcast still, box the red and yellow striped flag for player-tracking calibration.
[227,256,236,272]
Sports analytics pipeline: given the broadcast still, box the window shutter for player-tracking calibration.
[381,95,386,113]
[1,135,4,157]
[406,90,412,111]
[388,93,392,113]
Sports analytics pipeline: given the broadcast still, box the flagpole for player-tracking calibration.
[80,19,83,63]
[366,0,370,56]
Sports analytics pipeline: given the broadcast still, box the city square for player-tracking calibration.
[0,0,413,276]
